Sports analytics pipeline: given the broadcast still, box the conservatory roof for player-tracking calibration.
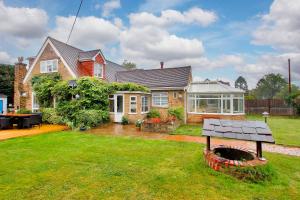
[187,81,245,94]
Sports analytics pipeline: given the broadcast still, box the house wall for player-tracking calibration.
[151,90,185,119]
[78,54,106,77]
[15,43,74,111]
[187,113,245,124]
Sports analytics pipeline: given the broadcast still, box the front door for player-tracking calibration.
[114,95,124,122]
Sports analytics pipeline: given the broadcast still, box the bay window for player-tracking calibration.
[188,93,244,114]
[152,92,168,107]
[40,59,58,73]
[141,96,149,113]
[129,96,137,113]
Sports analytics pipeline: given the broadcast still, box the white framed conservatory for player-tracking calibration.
[187,81,245,115]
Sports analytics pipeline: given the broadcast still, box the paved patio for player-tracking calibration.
[87,123,300,157]
[0,124,68,141]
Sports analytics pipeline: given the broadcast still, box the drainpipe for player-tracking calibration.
[184,86,187,124]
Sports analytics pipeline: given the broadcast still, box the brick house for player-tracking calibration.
[14,36,245,124]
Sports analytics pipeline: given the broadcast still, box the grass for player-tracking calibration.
[171,115,300,147]
[0,131,300,199]
[171,124,202,136]
[246,115,300,146]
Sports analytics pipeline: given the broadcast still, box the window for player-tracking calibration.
[152,92,168,107]
[141,96,149,113]
[32,92,39,112]
[129,96,137,113]
[40,59,58,73]
[109,95,114,113]
[188,93,244,114]
[94,62,103,78]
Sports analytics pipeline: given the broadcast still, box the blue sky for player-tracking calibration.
[0,0,299,88]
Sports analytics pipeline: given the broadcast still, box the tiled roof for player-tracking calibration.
[202,119,275,143]
[188,81,244,93]
[78,49,100,61]
[105,60,128,82]
[116,66,191,88]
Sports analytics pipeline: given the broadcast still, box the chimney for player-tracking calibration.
[160,61,164,69]
[14,57,27,110]
[27,56,36,68]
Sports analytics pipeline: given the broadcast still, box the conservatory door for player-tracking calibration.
[114,94,124,123]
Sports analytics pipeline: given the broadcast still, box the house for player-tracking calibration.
[14,36,244,124]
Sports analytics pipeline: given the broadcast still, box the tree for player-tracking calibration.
[254,73,287,99]
[122,60,137,70]
[275,84,299,99]
[0,64,14,104]
[235,76,248,92]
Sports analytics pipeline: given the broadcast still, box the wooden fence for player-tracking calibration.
[245,99,299,115]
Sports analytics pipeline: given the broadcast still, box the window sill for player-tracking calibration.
[128,113,137,115]
[152,105,168,108]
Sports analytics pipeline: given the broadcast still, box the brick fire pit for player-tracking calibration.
[202,119,274,171]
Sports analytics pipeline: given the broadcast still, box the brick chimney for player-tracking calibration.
[14,57,27,110]
[160,61,164,69]
[27,56,36,68]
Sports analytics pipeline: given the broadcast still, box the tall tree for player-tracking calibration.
[235,76,248,92]
[254,73,287,99]
[0,64,14,104]
[122,60,137,70]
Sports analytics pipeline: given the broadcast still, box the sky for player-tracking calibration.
[0,0,299,88]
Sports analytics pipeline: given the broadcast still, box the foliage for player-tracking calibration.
[74,109,109,129]
[135,119,144,127]
[31,73,62,107]
[254,73,287,99]
[275,84,299,99]
[16,108,31,114]
[235,76,248,93]
[121,116,129,125]
[122,60,137,70]
[284,92,300,115]
[109,82,149,93]
[168,107,184,120]
[0,64,14,104]
[41,108,64,124]
[146,109,161,118]
[226,164,276,183]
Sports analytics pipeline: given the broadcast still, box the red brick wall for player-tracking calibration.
[78,54,106,78]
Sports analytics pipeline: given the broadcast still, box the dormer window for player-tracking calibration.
[40,59,58,73]
[94,62,103,78]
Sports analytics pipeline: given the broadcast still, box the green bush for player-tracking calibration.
[121,116,129,125]
[226,164,276,183]
[146,109,161,118]
[16,108,31,114]
[109,82,149,93]
[41,108,64,124]
[74,109,109,129]
[168,107,184,120]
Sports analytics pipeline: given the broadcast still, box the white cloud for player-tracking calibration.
[0,51,14,64]
[102,0,121,17]
[50,16,120,50]
[252,0,300,51]
[0,1,48,39]
[129,7,217,28]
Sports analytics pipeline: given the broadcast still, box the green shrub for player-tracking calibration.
[109,82,149,93]
[121,116,129,125]
[74,109,109,129]
[41,108,64,124]
[226,164,276,183]
[16,108,31,114]
[146,109,161,118]
[168,107,184,120]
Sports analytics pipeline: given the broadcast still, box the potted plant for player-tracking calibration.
[135,119,144,131]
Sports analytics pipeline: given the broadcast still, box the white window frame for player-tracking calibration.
[141,96,150,114]
[152,92,168,107]
[109,95,114,113]
[32,92,40,112]
[94,62,103,78]
[187,93,244,115]
[129,96,137,114]
[40,59,58,73]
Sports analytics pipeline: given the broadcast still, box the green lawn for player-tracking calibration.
[246,115,300,146]
[0,132,300,200]
[172,115,300,146]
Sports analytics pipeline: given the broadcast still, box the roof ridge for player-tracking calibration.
[117,65,191,74]
[48,36,83,51]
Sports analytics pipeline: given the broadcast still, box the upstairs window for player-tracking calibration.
[152,92,168,107]
[94,62,103,78]
[40,59,58,73]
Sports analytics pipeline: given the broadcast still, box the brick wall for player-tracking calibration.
[13,61,27,110]
[187,113,245,123]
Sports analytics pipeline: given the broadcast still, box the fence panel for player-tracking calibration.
[245,99,295,115]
